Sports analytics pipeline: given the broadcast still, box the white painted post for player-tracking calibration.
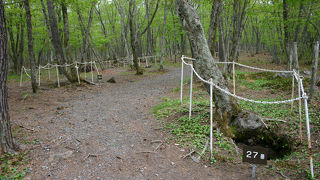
[303,95,314,179]
[91,61,94,83]
[84,62,87,79]
[38,66,41,86]
[20,67,23,87]
[146,58,149,67]
[299,77,314,179]
[291,74,295,115]
[75,62,80,85]
[48,64,51,80]
[232,61,236,95]
[298,74,303,142]
[56,65,60,87]
[210,78,213,159]
[139,58,141,66]
[180,56,184,103]
[189,65,193,120]
[94,61,100,75]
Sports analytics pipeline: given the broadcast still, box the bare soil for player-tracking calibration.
[6,66,306,179]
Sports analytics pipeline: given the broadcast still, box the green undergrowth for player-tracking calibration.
[235,71,310,92]
[153,97,237,164]
[153,78,319,179]
[0,151,30,179]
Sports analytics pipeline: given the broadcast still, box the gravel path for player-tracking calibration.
[19,67,253,179]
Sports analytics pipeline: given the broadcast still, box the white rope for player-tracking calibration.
[215,61,293,74]
[181,55,314,178]
[181,57,303,104]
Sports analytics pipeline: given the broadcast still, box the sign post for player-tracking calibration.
[242,146,268,179]
[97,74,102,84]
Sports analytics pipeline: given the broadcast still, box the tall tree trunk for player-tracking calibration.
[114,1,130,57]
[129,0,142,75]
[309,41,319,101]
[40,0,52,42]
[17,14,24,74]
[61,1,78,81]
[175,0,262,136]
[0,0,18,153]
[24,0,37,93]
[283,0,289,63]
[159,0,167,71]
[208,0,222,56]
[46,0,74,82]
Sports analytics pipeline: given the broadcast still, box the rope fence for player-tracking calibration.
[180,55,314,178]
[19,55,160,87]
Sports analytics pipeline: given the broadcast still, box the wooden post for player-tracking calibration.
[298,75,303,143]
[209,78,213,159]
[309,41,319,102]
[293,42,299,71]
[232,61,236,95]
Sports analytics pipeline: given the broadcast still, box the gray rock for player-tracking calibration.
[232,111,263,131]
[49,150,73,162]
[302,70,312,76]
[107,77,116,83]
[273,72,292,79]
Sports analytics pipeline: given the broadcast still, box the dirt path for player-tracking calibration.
[10,67,260,179]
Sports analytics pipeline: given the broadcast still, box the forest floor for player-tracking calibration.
[2,54,320,179]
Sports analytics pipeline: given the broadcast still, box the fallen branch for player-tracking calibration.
[182,149,195,159]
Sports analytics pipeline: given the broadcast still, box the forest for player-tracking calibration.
[0,0,320,179]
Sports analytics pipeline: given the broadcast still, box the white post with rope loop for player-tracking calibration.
[56,65,60,87]
[38,66,41,86]
[209,78,213,159]
[20,67,24,87]
[75,62,80,85]
[189,64,193,121]
[180,56,184,103]
[90,61,94,83]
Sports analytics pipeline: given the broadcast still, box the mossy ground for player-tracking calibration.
[153,54,319,179]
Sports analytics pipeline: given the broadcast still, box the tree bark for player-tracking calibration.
[46,0,74,82]
[61,1,78,81]
[283,0,289,63]
[24,0,37,93]
[0,0,18,153]
[129,0,142,75]
[159,0,167,71]
[309,41,319,101]
[208,0,222,56]
[175,0,262,137]
[17,16,24,74]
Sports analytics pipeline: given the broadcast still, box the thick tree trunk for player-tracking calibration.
[0,0,18,153]
[208,0,222,56]
[159,0,167,71]
[17,18,24,74]
[25,0,37,93]
[129,0,142,75]
[309,41,319,101]
[46,0,74,82]
[175,0,262,136]
[283,0,289,63]
[62,1,78,81]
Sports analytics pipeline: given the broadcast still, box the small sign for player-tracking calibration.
[97,74,102,83]
[242,146,268,165]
